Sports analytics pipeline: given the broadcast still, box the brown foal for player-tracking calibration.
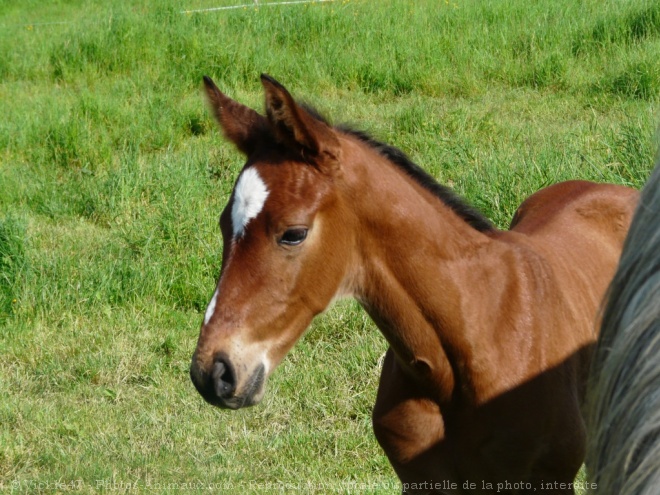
[189,74,639,494]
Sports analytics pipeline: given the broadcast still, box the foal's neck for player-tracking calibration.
[342,136,495,401]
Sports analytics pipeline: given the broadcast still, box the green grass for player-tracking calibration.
[0,0,658,493]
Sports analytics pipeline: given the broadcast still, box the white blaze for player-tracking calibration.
[204,288,219,326]
[203,168,268,326]
[231,167,269,238]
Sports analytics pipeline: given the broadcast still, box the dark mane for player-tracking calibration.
[338,126,494,233]
[295,103,493,233]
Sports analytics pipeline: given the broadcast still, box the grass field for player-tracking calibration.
[1,0,659,493]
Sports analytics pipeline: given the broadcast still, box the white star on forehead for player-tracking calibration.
[231,167,270,238]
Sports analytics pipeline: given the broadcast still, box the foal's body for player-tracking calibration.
[365,172,635,492]
[339,136,636,493]
[190,75,639,494]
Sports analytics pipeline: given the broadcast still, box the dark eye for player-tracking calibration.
[279,228,308,246]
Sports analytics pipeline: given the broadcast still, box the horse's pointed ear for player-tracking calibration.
[260,74,341,172]
[203,75,268,155]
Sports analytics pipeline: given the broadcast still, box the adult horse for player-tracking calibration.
[189,74,639,494]
[586,161,660,494]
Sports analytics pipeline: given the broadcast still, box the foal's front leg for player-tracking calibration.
[372,349,460,494]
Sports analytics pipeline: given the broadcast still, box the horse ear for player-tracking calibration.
[203,75,268,155]
[260,74,341,171]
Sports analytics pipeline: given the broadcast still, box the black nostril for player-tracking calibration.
[212,358,235,399]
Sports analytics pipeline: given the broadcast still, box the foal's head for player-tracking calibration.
[190,75,356,409]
